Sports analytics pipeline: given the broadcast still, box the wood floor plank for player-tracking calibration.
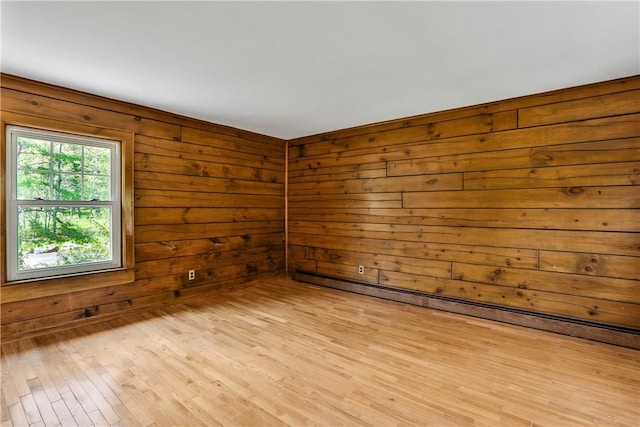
[18,394,41,426]
[86,408,109,427]
[0,365,20,409]
[6,402,28,427]
[64,378,98,416]
[78,379,120,425]
[50,399,78,427]
[2,275,639,426]
[1,346,32,399]
[27,378,60,427]
[60,391,93,427]
[32,365,62,404]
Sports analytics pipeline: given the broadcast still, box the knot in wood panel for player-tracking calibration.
[565,187,585,195]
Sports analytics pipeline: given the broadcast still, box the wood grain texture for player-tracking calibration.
[539,251,640,280]
[0,74,285,339]
[3,276,639,426]
[290,74,640,146]
[518,89,640,127]
[1,74,282,146]
[290,113,640,171]
[290,221,640,256]
[288,207,640,232]
[388,137,640,177]
[289,233,540,269]
[295,272,640,349]
[289,110,518,159]
[288,75,640,328]
[0,88,181,140]
[2,72,639,338]
[288,173,462,196]
[378,270,640,327]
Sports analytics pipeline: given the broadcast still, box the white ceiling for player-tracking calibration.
[2,1,639,140]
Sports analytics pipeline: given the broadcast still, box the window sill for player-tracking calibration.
[1,268,135,303]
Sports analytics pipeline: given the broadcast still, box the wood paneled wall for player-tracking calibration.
[1,75,285,339]
[1,74,639,339]
[288,76,640,329]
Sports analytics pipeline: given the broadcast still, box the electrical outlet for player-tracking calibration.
[358,265,365,275]
[188,269,195,280]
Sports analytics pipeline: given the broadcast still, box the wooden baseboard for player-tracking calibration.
[294,271,640,350]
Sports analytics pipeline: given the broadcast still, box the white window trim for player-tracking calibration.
[6,125,122,281]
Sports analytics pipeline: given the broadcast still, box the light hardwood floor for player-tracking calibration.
[2,275,639,426]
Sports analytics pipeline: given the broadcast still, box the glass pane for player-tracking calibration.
[85,175,111,201]
[17,206,112,271]
[84,145,112,175]
[17,137,51,172]
[52,141,82,173]
[17,171,51,200]
[53,173,82,201]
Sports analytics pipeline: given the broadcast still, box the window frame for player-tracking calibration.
[6,125,122,280]
[1,113,134,287]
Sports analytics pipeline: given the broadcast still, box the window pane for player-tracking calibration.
[17,137,51,172]
[85,175,111,201]
[17,206,112,271]
[17,170,51,200]
[53,173,82,200]
[16,139,113,201]
[52,141,83,173]
[83,145,111,175]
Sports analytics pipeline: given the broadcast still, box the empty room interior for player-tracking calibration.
[1,1,639,426]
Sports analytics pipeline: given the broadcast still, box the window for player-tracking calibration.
[6,125,122,281]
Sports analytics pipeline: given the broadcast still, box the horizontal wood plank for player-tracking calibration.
[134,171,283,195]
[289,233,538,269]
[289,173,462,196]
[135,207,284,225]
[464,161,639,190]
[136,222,284,243]
[379,270,640,327]
[404,186,639,209]
[452,262,640,303]
[136,233,284,262]
[311,248,452,279]
[288,162,387,182]
[289,259,318,275]
[135,152,283,183]
[316,261,379,284]
[135,189,283,208]
[288,207,640,232]
[291,111,517,159]
[2,279,179,324]
[290,113,640,170]
[1,270,135,304]
[135,246,284,280]
[135,135,283,170]
[539,251,640,280]
[290,222,640,256]
[181,126,285,161]
[289,193,403,209]
[1,88,181,140]
[388,138,640,176]
[519,89,640,127]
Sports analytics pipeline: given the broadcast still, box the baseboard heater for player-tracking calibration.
[294,270,640,350]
